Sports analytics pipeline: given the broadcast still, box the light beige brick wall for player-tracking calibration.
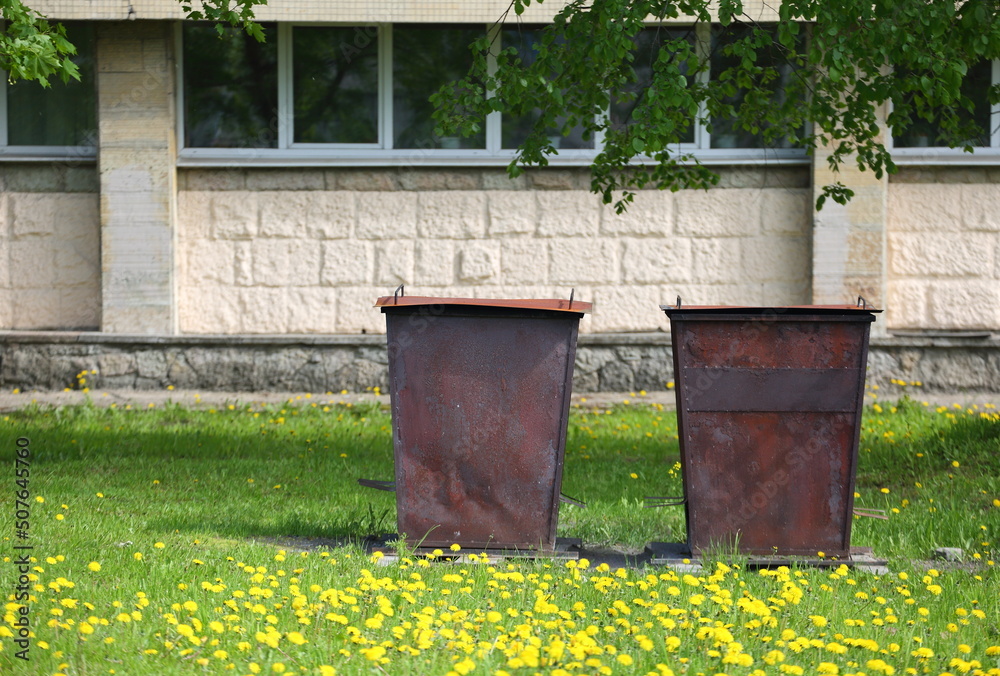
[0,193,101,329]
[176,168,813,335]
[886,176,1000,330]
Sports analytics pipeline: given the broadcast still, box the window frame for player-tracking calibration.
[174,21,814,167]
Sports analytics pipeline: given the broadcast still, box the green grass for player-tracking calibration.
[1,395,998,676]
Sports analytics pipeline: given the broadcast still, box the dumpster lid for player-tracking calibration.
[376,295,592,314]
[661,303,881,315]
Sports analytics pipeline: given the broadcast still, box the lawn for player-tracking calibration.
[1,392,998,676]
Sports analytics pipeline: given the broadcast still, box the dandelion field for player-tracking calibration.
[2,394,999,676]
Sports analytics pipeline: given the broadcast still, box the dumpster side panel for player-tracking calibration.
[684,411,859,555]
[386,311,578,550]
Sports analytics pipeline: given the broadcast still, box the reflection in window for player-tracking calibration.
[709,24,801,149]
[893,60,992,148]
[393,25,485,149]
[293,26,379,144]
[501,27,594,150]
[610,27,697,144]
[7,22,97,146]
[183,23,278,148]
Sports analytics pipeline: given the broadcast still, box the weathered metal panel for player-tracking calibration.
[662,306,878,557]
[682,368,864,412]
[382,301,585,551]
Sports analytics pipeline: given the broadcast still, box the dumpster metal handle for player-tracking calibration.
[569,287,575,310]
[559,493,586,508]
[393,284,405,304]
[852,508,889,520]
[644,496,686,508]
[676,295,682,309]
[358,478,396,492]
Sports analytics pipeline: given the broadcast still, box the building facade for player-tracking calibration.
[1,1,998,392]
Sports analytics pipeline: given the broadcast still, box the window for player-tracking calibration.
[393,24,485,149]
[708,24,804,150]
[183,22,279,148]
[610,27,698,144]
[2,22,97,155]
[500,26,593,150]
[292,26,378,145]
[892,60,997,150]
[178,22,810,164]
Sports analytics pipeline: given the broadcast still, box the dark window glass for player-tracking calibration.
[7,22,97,146]
[393,24,485,150]
[610,26,697,143]
[501,26,594,150]
[893,60,992,148]
[293,26,379,144]
[709,24,801,149]
[183,23,278,148]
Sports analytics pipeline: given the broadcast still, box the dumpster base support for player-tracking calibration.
[370,537,582,563]
[645,542,888,574]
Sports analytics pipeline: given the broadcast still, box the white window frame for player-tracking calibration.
[175,21,812,168]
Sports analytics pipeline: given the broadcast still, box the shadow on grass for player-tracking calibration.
[146,502,396,543]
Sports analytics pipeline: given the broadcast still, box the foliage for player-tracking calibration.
[432,0,1000,211]
[0,0,266,86]
[0,0,79,85]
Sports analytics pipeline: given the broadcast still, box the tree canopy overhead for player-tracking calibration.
[432,0,1000,210]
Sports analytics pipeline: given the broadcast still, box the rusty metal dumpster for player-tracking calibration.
[661,301,880,558]
[375,292,591,552]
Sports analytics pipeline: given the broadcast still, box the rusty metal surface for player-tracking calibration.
[662,305,883,313]
[665,308,876,557]
[377,295,593,314]
[382,302,583,550]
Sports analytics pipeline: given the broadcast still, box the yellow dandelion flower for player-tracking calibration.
[450,543,461,552]
[133,552,143,561]
[87,562,101,572]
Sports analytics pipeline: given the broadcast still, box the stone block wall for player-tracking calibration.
[886,169,1000,330]
[176,166,813,335]
[0,165,101,330]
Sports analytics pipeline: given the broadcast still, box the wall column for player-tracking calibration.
[96,22,177,334]
[811,123,889,334]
